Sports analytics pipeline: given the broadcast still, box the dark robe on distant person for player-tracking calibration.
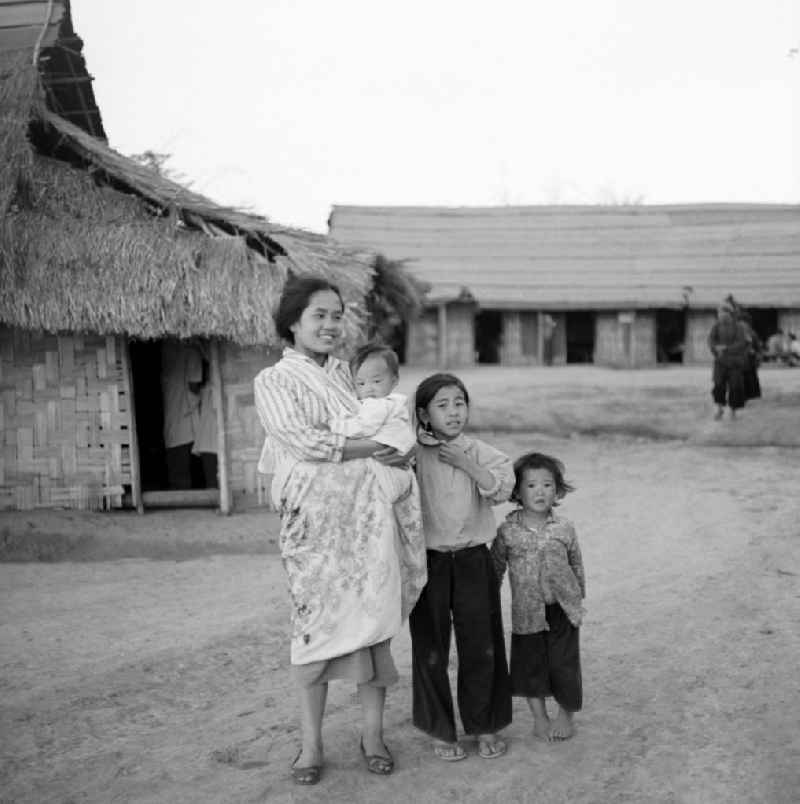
[739,316,762,401]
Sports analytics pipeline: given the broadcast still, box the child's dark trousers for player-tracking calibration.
[409,544,512,743]
[509,602,582,712]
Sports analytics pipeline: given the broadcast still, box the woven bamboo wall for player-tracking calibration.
[0,328,131,510]
[220,341,281,498]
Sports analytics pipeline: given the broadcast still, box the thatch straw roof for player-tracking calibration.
[0,32,373,344]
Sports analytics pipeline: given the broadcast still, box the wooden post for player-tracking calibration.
[209,339,231,514]
[537,311,545,366]
[437,302,448,369]
[120,336,143,514]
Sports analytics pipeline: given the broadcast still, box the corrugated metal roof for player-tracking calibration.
[329,204,800,308]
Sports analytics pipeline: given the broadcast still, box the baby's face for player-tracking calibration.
[354,355,398,399]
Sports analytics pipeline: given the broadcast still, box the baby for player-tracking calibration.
[331,343,415,502]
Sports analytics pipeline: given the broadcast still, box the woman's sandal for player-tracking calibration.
[290,750,323,785]
[433,741,467,762]
[360,739,395,775]
[477,736,508,759]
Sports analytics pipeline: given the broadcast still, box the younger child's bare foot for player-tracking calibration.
[532,716,551,741]
[548,708,575,741]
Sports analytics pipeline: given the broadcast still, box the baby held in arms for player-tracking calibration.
[331,343,415,503]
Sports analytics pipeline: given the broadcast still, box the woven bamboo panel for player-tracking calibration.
[0,328,133,510]
[220,342,279,504]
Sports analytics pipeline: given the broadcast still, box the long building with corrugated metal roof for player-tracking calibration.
[330,204,800,367]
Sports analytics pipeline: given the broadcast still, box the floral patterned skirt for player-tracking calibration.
[279,458,425,665]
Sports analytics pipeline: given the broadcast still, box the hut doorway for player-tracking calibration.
[565,311,595,363]
[656,309,686,363]
[129,339,218,495]
[475,310,503,363]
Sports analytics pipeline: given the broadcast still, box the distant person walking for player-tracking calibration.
[707,302,749,420]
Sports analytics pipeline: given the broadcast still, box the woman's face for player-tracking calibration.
[290,289,344,361]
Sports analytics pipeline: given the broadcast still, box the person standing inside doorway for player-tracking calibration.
[191,357,219,488]
[161,339,203,489]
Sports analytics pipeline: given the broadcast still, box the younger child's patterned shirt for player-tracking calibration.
[491,509,586,633]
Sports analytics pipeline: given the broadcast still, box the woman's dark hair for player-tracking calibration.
[350,342,400,377]
[511,451,575,504]
[414,372,470,413]
[274,275,343,343]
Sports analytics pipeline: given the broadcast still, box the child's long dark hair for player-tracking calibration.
[511,452,575,505]
[413,373,470,433]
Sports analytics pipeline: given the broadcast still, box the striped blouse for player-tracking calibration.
[254,348,359,473]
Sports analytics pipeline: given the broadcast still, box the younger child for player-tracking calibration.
[330,343,415,503]
[410,373,514,761]
[491,452,585,742]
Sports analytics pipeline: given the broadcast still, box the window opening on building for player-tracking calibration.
[656,309,686,363]
[475,310,503,363]
[745,308,778,344]
[565,311,595,363]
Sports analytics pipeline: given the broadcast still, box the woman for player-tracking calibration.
[707,302,749,419]
[254,276,425,785]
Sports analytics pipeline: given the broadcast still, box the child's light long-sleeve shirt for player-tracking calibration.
[330,392,415,503]
[415,433,514,551]
[491,509,586,632]
[330,392,415,453]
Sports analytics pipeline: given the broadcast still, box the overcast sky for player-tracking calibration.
[76,0,799,232]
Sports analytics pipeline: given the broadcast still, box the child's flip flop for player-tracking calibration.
[478,737,508,759]
[433,742,467,762]
[360,739,395,775]
[290,750,323,785]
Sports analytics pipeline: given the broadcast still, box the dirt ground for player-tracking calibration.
[1,366,799,803]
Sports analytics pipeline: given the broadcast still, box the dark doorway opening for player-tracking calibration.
[656,309,686,363]
[129,339,216,493]
[745,308,778,344]
[129,340,167,492]
[565,311,595,363]
[475,310,503,363]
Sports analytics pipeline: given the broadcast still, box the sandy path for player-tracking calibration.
[1,436,798,803]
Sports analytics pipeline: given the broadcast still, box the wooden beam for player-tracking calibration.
[120,336,143,513]
[437,302,448,369]
[141,489,219,508]
[537,311,545,366]
[209,339,231,515]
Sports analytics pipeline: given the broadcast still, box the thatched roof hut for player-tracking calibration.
[0,2,374,512]
[1,42,372,342]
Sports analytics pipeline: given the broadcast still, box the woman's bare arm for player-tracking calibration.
[341,438,383,460]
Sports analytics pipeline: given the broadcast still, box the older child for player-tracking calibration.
[491,452,585,742]
[410,373,514,761]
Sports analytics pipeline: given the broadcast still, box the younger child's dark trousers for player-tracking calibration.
[509,602,582,712]
[409,544,512,743]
